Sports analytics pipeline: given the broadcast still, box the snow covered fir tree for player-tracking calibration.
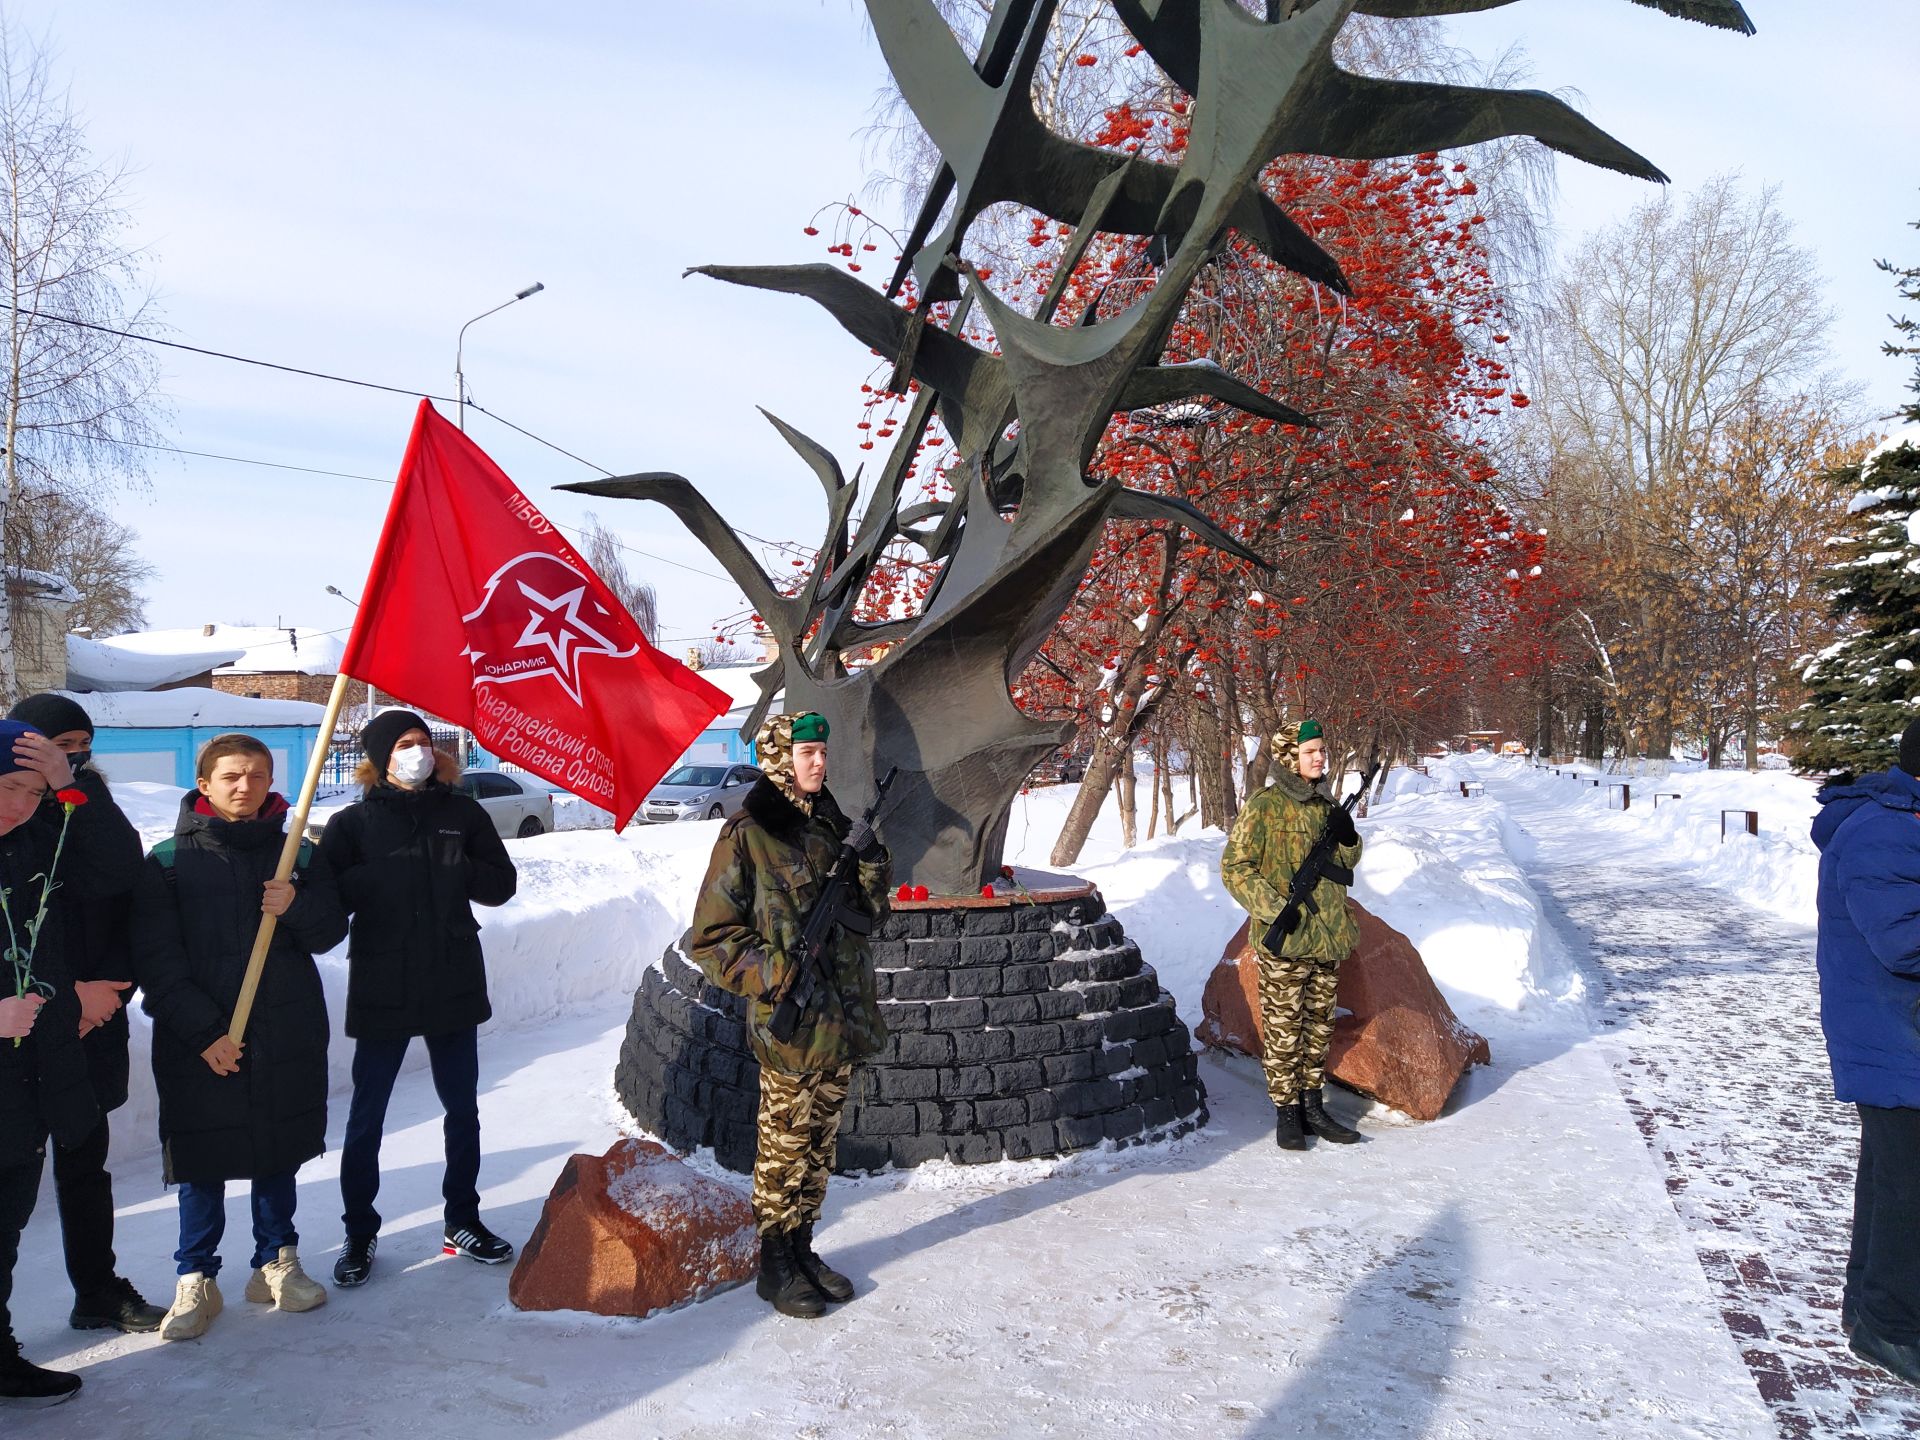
[1790,248,1920,776]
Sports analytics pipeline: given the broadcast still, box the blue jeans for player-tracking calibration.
[175,1171,299,1277]
[339,1028,481,1240]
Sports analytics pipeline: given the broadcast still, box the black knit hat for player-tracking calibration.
[1901,719,1920,778]
[360,709,431,777]
[8,693,93,741]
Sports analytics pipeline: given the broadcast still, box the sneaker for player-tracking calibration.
[244,1247,328,1313]
[442,1223,514,1265]
[69,1275,166,1334]
[159,1272,223,1342]
[333,1235,377,1288]
[0,1339,81,1407]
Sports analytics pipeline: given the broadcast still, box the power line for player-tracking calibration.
[1,300,459,402]
[0,302,749,585]
[124,434,736,583]
[0,299,619,479]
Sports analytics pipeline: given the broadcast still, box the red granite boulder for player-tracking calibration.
[1198,903,1490,1122]
[509,1139,759,1317]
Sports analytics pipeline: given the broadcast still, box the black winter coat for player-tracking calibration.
[0,807,104,1168]
[32,766,143,1113]
[133,793,347,1185]
[318,780,517,1040]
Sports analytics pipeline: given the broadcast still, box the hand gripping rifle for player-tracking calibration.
[1261,753,1380,956]
[767,767,899,1046]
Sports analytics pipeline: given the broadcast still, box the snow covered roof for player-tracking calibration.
[65,631,247,693]
[99,623,347,677]
[52,686,327,728]
[6,566,81,605]
[695,662,781,718]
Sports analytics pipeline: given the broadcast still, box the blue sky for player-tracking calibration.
[10,0,1916,650]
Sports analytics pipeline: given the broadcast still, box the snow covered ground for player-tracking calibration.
[7,754,1820,1436]
[1506,759,1822,924]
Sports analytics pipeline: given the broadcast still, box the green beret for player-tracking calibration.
[1298,719,1324,742]
[790,712,830,743]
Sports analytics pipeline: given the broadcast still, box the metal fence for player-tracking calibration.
[320,720,476,788]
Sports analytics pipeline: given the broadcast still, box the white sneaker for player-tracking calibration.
[159,1273,223,1341]
[244,1247,328,1313]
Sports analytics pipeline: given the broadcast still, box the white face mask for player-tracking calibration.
[390,746,436,784]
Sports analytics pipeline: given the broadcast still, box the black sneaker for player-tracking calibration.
[442,1223,514,1265]
[0,1339,82,1407]
[334,1235,377,1288]
[69,1275,166,1333]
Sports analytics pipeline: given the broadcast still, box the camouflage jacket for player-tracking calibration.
[1220,770,1364,961]
[688,777,892,1076]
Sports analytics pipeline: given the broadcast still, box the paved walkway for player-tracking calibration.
[1502,776,1920,1438]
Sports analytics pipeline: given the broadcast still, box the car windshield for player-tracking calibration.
[662,766,726,787]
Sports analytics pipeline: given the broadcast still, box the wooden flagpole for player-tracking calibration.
[227,669,355,1046]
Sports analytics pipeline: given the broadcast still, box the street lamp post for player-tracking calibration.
[325,584,378,726]
[455,282,545,431]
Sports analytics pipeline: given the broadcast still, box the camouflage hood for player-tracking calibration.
[755,711,815,815]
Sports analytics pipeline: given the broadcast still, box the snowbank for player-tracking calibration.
[1495,759,1819,925]
[1350,762,1580,1015]
[101,758,1574,1168]
[999,761,1575,1025]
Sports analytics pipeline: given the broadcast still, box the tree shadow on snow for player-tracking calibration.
[1240,1205,1472,1440]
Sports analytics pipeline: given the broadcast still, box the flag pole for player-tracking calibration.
[228,669,355,1046]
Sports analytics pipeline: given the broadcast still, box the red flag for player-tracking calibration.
[341,400,728,828]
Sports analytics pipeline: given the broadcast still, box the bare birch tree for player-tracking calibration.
[579,512,660,645]
[1530,175,1857,754]
[0,14,165,699]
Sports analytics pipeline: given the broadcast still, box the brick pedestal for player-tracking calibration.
[615,878,1208,1171]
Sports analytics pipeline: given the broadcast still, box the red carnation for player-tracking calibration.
[55,788,87,807]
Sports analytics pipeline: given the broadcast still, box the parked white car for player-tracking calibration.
[640,762,762,823]
[457,769,555,838]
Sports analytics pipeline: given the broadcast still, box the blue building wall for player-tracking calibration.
[90,725,325,791]
[471,714,754,775]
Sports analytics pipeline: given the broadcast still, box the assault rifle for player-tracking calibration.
[767,767,899,1045]
[1261,754,1380,955]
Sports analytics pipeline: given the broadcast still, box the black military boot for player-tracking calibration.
[756,1232,826,1319]
[792,1222,854,1303]
[1274,1101,1309,1151]
[0,1337,82,1407]
[1301,1089,1362,1144]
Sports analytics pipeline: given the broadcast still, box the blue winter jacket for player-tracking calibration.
[1812,766,1920,1108]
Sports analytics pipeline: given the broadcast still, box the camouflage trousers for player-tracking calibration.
[751,1063,853,1235]
[1256,951,1342,1105]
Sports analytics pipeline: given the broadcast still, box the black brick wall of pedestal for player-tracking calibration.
[613,889,1209,1173]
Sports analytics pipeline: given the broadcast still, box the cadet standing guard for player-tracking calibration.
[687,712,892,1319]
[1220,720,1365,1152]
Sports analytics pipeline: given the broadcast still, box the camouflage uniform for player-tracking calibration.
[688,713,891,1236]
[1220,763,1363,1107]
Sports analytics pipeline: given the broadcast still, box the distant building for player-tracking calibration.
[70,621,373,710]
[51,687,328,790]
